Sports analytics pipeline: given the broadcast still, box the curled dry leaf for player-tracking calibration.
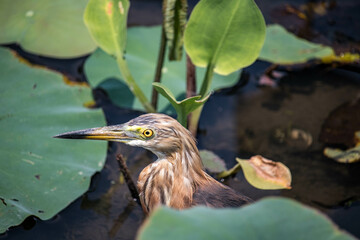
[324,131,360,164]
[324,147,360,163]
[237,155,292,190]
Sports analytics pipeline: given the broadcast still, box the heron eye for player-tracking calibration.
[143,129,153,138]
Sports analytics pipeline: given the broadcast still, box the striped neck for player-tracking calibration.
[137,130,208,213]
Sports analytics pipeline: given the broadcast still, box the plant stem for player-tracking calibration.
[177,110,188,128]
[151,27,167,110]
[186,54,196,98]
[188,63,215,135]
[188,105,202,137]
[186,54,197,135]
[116,56,155,113]
[199,63,215,98]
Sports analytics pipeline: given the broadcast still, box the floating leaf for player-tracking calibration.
[324,146,360,164]
[0,0,96,58]
[137,197,355,240]
[199,150,227,173]
[0,47,106,233]
[153,82,210,126]
[84,26,240,112]
[163,0,188,61]
[238,155,292,190]
[259,24,334,64]
[184,0,266,75]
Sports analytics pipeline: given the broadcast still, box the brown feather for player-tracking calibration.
[135,114,251,214]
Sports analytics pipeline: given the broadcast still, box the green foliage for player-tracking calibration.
[0,0,96,58]
[163,0,188,61]
[84,0,154,112]
[84,27,240,113]
[199,150,227,173]
[84,0,129,57]
[137,197,354,240]
[184,0,266,76]
[259,24,334,64]
[153,83,210,126]
[0,48,106,233]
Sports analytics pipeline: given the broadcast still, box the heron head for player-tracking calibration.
[54,113,189,158]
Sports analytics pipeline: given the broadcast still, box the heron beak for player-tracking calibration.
[54,125,137,142]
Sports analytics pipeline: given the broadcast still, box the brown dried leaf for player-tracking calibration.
[237,155,292,190]
[324,131,360,164]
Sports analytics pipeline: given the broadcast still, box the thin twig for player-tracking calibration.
[116,154,140,204]
[151,27,167,110]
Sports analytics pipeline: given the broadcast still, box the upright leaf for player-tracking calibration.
[84,26,241,112]
[84,0,154,112]
[163,0,188,61]
[184,0,266,75]
[84,0,129,57]
[153,82,210,126]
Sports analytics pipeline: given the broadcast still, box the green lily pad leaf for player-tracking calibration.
[99,78,135,107]
[137,197,355,240]
[259,24,334,64]
[237,155,292,190]
[153,82,210,126]
[84,26,240,112]
[0,0,96,58]
[184,0,266,75]
[324,146,360,163]
[199,150,227,173]
[0,47,106,233]
[163,0,188,61]
[84,0,129,58]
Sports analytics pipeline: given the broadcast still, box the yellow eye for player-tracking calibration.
[143,129,153,138]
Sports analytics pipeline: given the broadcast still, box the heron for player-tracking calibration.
[55,113,251,214]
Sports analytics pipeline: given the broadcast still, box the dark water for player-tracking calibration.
[2,0,360,239]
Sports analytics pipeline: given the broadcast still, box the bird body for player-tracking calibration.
[55,113,250,214]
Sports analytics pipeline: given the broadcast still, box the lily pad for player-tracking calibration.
[199,150,227,173]
[259,24,334,64]
[84,26,240,113]
[0,47,106,233]
[0,0,96,58]
[137,197,355,240]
